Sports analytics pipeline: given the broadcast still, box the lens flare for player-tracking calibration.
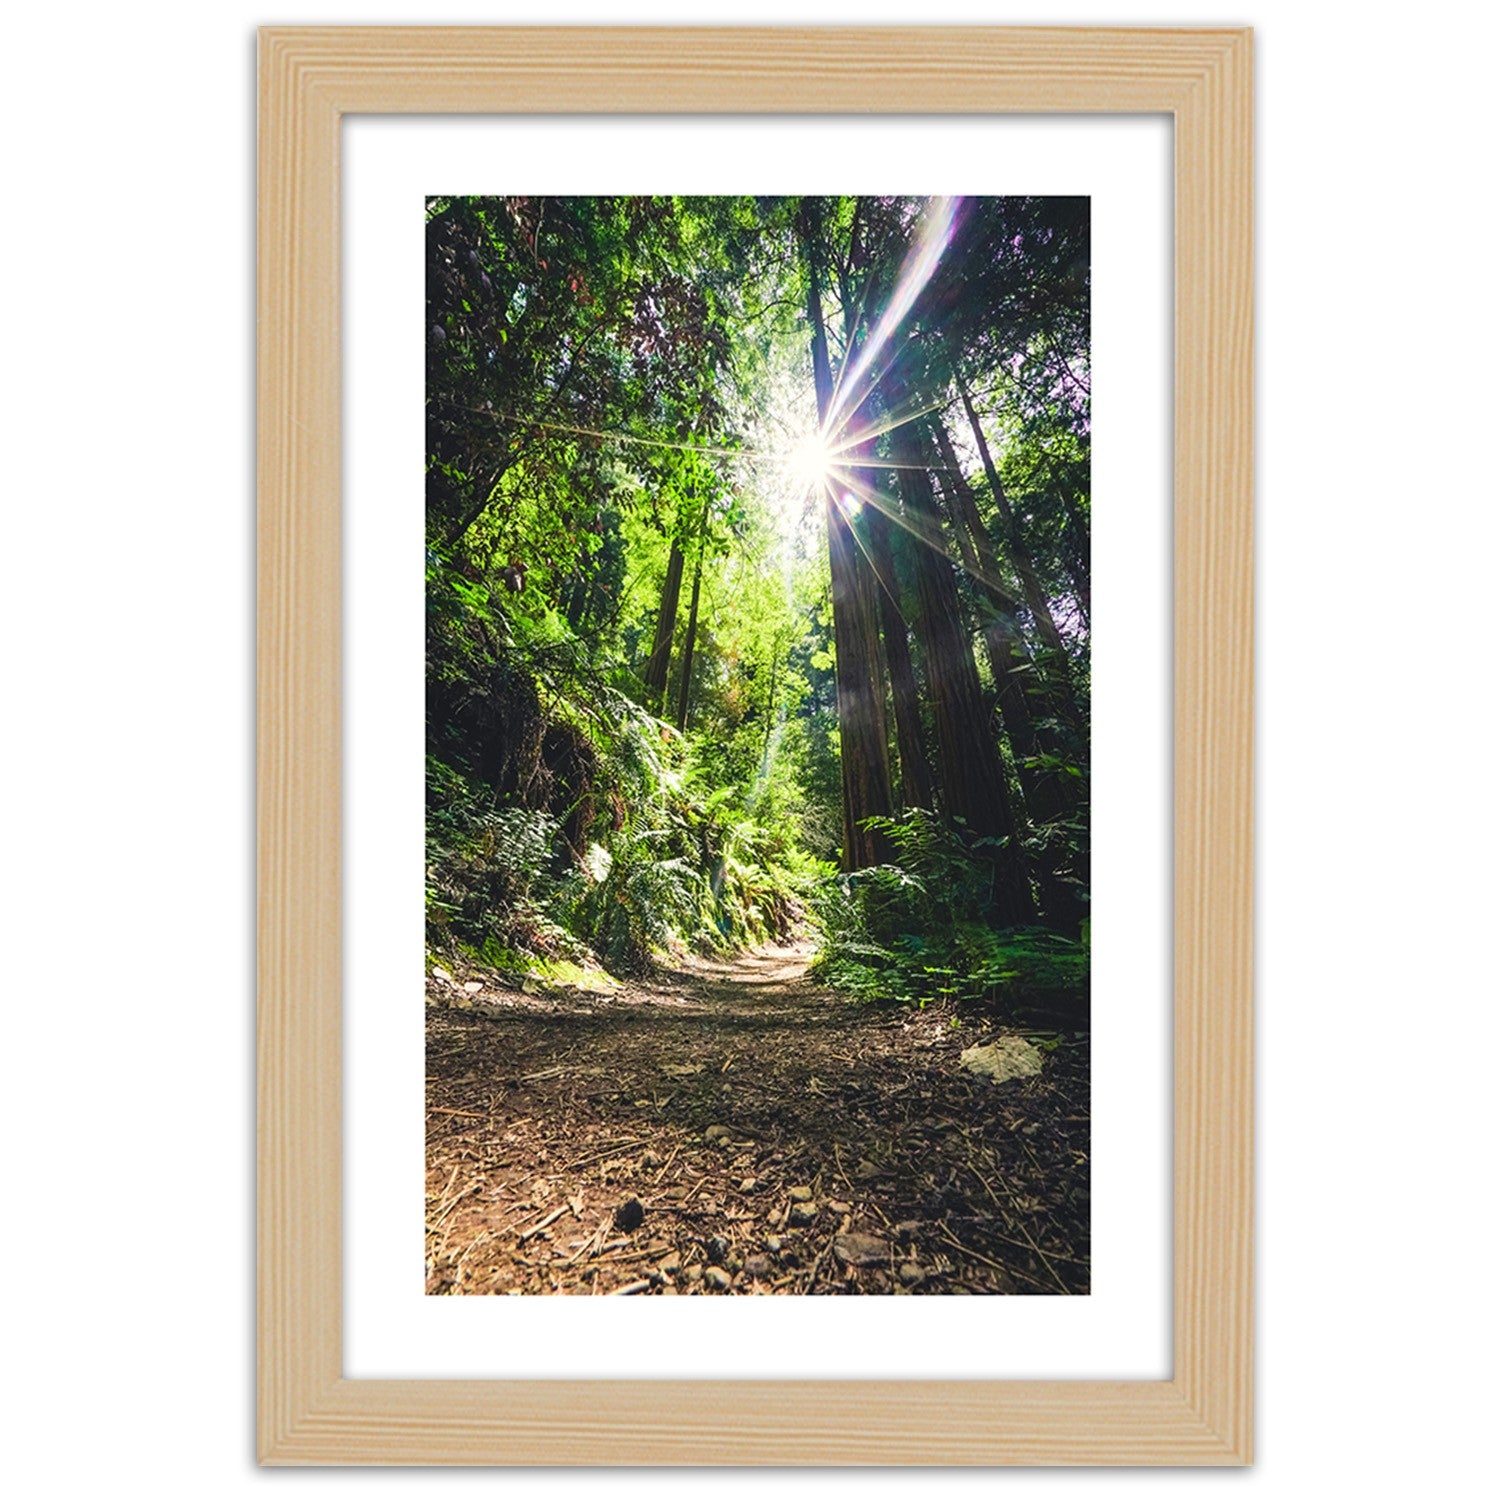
[787,429,837,493]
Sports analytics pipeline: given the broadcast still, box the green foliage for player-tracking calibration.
[422,195,1091,992]
[808,809,1088,1011]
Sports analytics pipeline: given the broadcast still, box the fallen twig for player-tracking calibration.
[558,1138,651,1173]
[519,1206,567,1242]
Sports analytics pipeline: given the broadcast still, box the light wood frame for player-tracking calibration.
[258,25,1253,1466]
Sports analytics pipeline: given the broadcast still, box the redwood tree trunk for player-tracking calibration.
[800,198,893,870]
[884,368,1034,924]
[957,374,1082,729]
[928,414,1088,926]
[924,421,1052,805]
[864,486,934,811]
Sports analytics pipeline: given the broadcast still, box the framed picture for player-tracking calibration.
[259,26,1252,1465]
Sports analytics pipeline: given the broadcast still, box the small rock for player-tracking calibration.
[431,966,454,984]
[788,1185,814,1203]
[658,1250,681,1276]
[743,1254,773,1280]
[765,1235,782,1253]
[833,1233,890,1268]
[707,1235,729,1266]
[898,1261,924,1285]
[704,1267,732,1291]
[659,1285,678,1296]
[828,1200,852,1215]
[682,1264,704,1285]
[855,1159,880,1180]
[959,1037,1045,1086]
[613,1197,645,1232]
[704,1124,731,1143]
[739,1177,757,1193]
[462,981,483,994]
[788,1202,818,1227]
[642,1150,662,1169]
[726,1255,743,1274]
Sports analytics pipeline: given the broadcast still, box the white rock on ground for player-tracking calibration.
[959,1037,1045,1085]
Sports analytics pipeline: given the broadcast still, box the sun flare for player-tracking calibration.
[786,428,838,495]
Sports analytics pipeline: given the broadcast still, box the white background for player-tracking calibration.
[2,0,1495,1494]
[345,115,1169,1380]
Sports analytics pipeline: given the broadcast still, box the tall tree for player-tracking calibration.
[674,497,709,732]
[883,364,1034,924]
[956,374,1077,702]
[864,482,934,812]
[641,537,684,709]
[800,197,893,870]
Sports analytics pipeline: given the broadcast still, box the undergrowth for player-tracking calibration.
[807,809,1089,1014]
[425,550,820,978]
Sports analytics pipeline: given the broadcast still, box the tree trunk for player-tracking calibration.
[673,506,707,733]
[864,485,934,811]
[800,197,893,870]
[641,539,684,710]
[928,414,1086,929]
[1057,481,1091,624]
[924,419,1056,810]
[957,375,1081,729]
[884,369,1034,924]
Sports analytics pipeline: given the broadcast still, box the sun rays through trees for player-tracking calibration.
[426,193,1089,1013]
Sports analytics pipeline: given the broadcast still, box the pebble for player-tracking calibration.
[744,1254,774,1280]
[682,1264,704,1284]
[788,1185,814,1203]
[898,1261,924,1285]
[704,1267,732,1291]
[613,1197,645,1232]
[704,1124,731,1143]
[739,1177,757,1193]
[828,1200,852,1215]
[833,1233,890,1268]
[707,1236,729,1265]
[855,1159,880,1180]
[788,1202,818,1226]
[658,1251,682,1276]
[431,966,454,984]
[462,981,483,994]
[765,1235,782,1253]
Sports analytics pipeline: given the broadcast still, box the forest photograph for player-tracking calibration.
[424,194,1090,1297]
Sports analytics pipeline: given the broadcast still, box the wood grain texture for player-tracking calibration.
[257,25,1254,1466]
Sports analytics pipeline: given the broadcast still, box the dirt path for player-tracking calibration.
[426,941,1089,1296]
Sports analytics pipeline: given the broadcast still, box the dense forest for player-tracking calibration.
[425,195,1092,1296]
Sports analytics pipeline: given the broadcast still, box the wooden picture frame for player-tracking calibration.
[258,25,1253,1465]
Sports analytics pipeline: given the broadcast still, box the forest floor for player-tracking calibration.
[425,940,1089,1296]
